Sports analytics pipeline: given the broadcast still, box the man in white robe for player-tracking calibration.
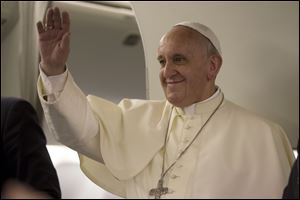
[36,7,295,198]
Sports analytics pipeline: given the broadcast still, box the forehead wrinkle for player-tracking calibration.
[158,47,192,61]
[158,43,199,62]
[164,26,203,45]
[159,26,205,55]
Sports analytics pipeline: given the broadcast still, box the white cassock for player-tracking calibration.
[37,69,295,199]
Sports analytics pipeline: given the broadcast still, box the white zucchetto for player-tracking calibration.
[175,21,222,55]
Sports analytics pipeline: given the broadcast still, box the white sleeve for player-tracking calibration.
[39,66,68,103]
[37,67,103,163]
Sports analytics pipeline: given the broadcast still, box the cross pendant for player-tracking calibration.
[149,179,169,199]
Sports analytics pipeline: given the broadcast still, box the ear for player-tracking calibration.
[207,55,222,81]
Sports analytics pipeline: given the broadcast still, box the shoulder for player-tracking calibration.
[223,99,283,131]
[1,97,35,113]
[221,100,292,151]
[118,99,168,122]
[1,97,36,122]
[86,95,168,122]
[1,97,40,140]
[87,95,167,113]
[118,98,166,111]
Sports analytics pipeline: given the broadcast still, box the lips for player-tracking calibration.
[166,79,185,85]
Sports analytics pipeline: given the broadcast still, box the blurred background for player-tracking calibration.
[1,1,298,198]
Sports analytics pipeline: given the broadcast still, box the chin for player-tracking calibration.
[167,96,184,107]
[165,90,186,107]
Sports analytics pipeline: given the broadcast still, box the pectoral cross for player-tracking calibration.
[149,179,169,199]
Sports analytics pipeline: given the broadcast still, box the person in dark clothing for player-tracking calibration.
[1,97,61,198]
[282,141,299,199]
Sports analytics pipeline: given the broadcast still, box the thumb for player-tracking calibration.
[60,32,70,50]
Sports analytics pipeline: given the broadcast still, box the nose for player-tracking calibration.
[163,62,177,78]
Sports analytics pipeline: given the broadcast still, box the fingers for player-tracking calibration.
[36,21,45,34]
[43,7,69,31]
[53,7,62,30]
[45,8,54,29]
[62,11,70,32]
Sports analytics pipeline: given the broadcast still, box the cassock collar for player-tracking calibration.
[175,87,223,116]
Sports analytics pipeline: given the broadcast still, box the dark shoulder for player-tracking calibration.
[1,97,36,118]
[1,97,37,133]
[2,96,34,111]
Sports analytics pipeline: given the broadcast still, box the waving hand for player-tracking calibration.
[36,7,70,76]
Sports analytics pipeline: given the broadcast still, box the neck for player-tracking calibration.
[199,85,217,102]
[183,87,220,115]
[199,86,218,103]
[179,86,218,109]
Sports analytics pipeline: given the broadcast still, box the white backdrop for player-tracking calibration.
[131,1,299,147]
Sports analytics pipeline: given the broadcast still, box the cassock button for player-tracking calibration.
[183,138,189,143]
[171,174,179,179]
[184,124,192,129]
[177,164,183,168]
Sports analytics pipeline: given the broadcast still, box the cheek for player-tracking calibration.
[188,73,204,89]
[159,71,165,85]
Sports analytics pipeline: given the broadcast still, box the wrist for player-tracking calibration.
[40,62,66,76]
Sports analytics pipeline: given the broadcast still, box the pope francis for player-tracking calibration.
[36,7,295,199]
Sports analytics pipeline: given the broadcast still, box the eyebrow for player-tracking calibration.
[173,53,185,58]
[157,53,186,60]
[157,55,163,60]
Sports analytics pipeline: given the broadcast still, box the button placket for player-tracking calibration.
[167,159,191,197]
[181,117,194,150]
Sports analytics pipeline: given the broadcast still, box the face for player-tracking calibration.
[157,26,220,108]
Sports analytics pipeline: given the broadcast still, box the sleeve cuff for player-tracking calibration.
[39,65,68,98]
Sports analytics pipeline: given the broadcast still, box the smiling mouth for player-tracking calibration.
[166,80,184,84]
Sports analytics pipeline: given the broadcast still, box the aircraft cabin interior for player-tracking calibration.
[1,1,299,199]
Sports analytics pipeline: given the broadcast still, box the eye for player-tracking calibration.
[173,56,185,63]
[158,59,166,67]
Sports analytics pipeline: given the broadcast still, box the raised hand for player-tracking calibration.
[36,7,70,76]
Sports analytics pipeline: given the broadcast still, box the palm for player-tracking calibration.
[39,29,68,67]
[36,7,70,75]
